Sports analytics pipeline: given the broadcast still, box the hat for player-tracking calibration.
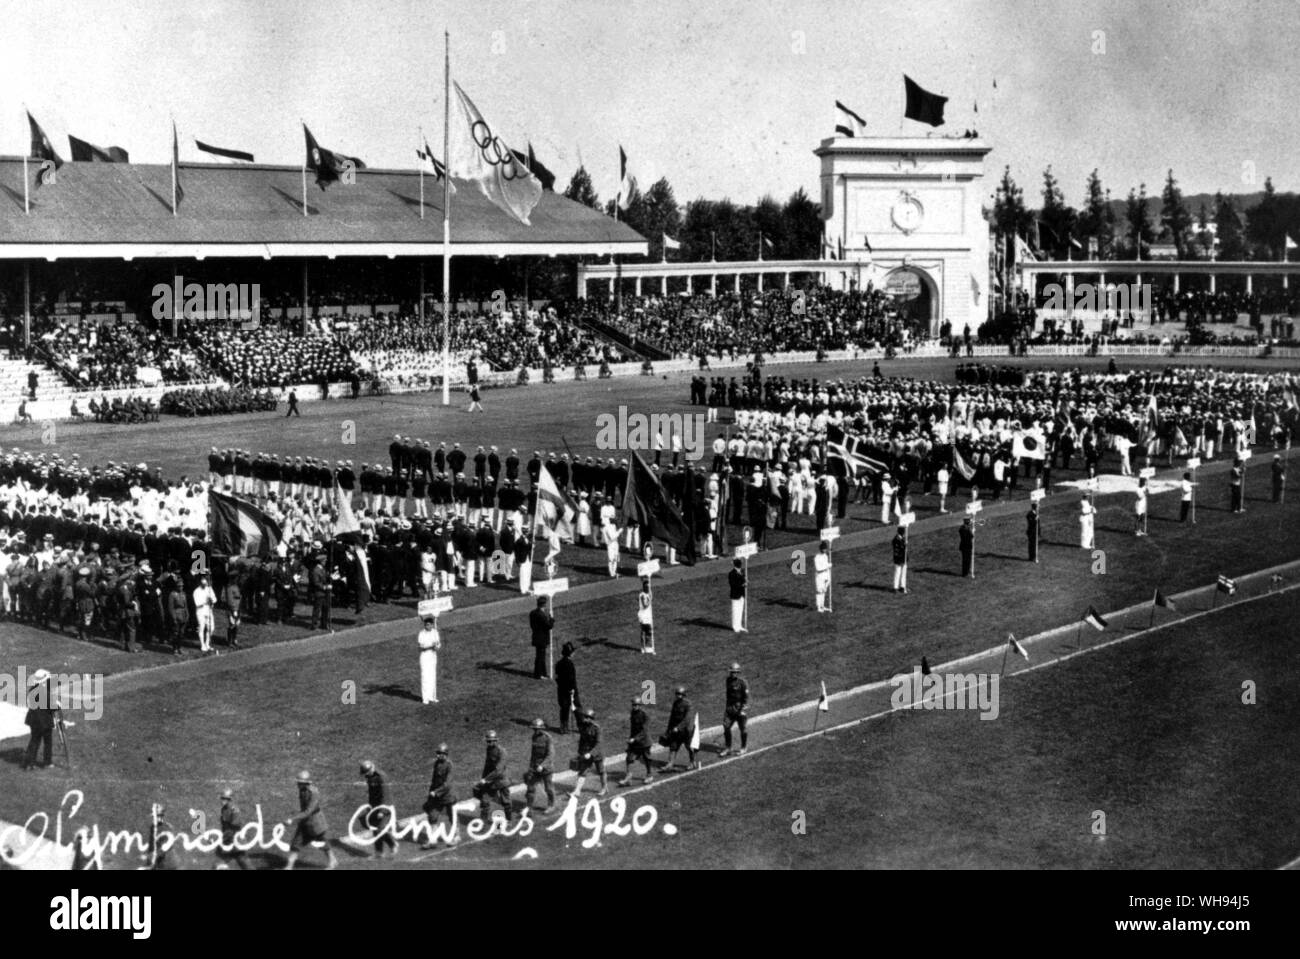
[297,770,312,784]
[561,641,575,656]
[436,742,449,754]
[730,662,741,672]
[220,788,233,800]
[29,668,51,685]
[532,718,545,729]
[675,685,686,695]
[360,760,376,775]
[485,730,498,742]
[583,708,595,719]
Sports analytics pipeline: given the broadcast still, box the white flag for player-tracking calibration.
[818,681,830,712]
[534,463,577,542]
[450,82,541,224]
[689,712,701,751]
[663,233,681,251]
[1287,235,1298,251]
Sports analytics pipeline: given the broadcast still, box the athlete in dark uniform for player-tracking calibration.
[721,663,750,756]
[618,698,655,786]
[522,718,556,813]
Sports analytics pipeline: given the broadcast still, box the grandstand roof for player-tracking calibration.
[0,158,646,260]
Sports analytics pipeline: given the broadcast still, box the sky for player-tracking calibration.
[2,0,1297,211]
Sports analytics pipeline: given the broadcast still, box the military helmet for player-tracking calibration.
[297,770,312,784]
[360,760,376,775]
[436,742,449,755]
[485,730,498,742]
[532,718,545,729]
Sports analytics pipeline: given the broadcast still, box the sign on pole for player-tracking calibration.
[897,511,917,527]
[636,559,661,578]
[734,543,759,559]
[1085,477,1099,491]
[1138,467,1156,479]
[1186,457,1201,470]
[1239,450,1252,461]
[417,596,454,618]
[1030,488,1046,502]
[964,501,983,516]
[819,526,841,542]
[532,577,570,597]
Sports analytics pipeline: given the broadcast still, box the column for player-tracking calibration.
[576,264,585,299]
[711,274,717,296]
[661,275,668,296]
[1209,272,1216,294]
[1246,274,1253,295]
[1173,273,1180,294]
[783,273,790,291]
[301,261,310,336]
[733,274,740,294]
[635,276,643,296]
[1097,272,1107,314]
[757,272,764,293]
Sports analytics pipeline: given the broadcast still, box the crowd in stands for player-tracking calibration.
[70,394,160,424]
[188,325,363,389]
[35,317,211,387]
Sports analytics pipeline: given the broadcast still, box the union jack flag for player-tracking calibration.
[827,426,887,478]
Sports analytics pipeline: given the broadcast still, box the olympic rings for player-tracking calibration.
[470,120,522,180]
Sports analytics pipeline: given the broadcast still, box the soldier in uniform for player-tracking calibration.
[659,686,698,771]
[529,595,554,680]
[215,788,251,870]
[308,549,332,631]
[283,770,338,870]
[959,517,975,578]
[721,663,750,756]
[472,730,513,822]
[1026,502,1040,562]
[619,698,655,786]
[421,743,457,847]
[359,760,396,859]
[571,708,607,798]
[522,718,556,813]
[1229,458,1244,513]
[729,558,747,632]
[556,641,581,733]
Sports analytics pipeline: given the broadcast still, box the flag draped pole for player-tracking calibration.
[441,31,452,406]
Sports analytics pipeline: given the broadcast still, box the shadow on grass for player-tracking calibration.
[764,597,809,610]
[476,660,534,679]
[677,617,730,631]
[363,682,422,703]
[587,637,643,653]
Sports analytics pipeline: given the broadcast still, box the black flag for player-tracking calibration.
[304,124,365,190]
[622,450,694,563]
[903,75,948,127]
[68,135,128,162]
[195,139,255,162]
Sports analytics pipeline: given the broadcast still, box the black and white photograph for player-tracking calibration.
[0,0,1294,936]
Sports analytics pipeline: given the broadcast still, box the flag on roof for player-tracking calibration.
[903,75,948,127]
[616,145,632,212]
[835,100,866,137]
[68,134,128,162]
[304,124,365,190]
[195,139,254,162]
[417,139,457,194]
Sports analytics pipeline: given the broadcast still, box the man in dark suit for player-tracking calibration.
[529,596,555,679]
[1026,503,1040,562]
[22,669,58,770]
[959,517,975,578]
[556,641,580,733]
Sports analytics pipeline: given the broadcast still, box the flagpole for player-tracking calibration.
[171,118,178,217]
[23,154,29,216]
[441,31,452,407]
[419,124,425,220]
[999,642,1009,676]
[1150,590,1157,628]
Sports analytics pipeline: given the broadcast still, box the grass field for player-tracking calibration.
[2,352,1298,869]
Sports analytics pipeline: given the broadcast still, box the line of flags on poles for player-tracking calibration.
[832,76,951,138]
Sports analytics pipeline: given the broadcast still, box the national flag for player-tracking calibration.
[1082,606,1108,631]
[1153,588,1175,611]
[535,463,578,543]
[952,446,976,482]
[171,121,183,211]
[1070,235,1083,250]
[1015,234,1038,263]
[510,143,556,191]
[622,450,695,562]
[689,712,700,751]
[417,140,457,194]
[1171,425,1189,451]
[616,145,632,212]
[1012,429,1045,461]
[1008,633,1029,661]
[663,233,681,251]
[68,135,128,162]
[1287,235,1298,251]
[449,83,542,224]
[818,681,830,712]
[827,425,887,478]
[304,124,365,190]
[208,490,283,560]
[195,139,255,162]
[27,111,63,169]
[834,100,866,138]
[903,75,948,127]
[863,232,873,254]
[332,483,364,544]
[1216,575,1236,595]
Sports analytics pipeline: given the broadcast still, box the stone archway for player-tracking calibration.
[883,266,939,335]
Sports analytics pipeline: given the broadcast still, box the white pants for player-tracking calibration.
[893,563,907,590]
[815,572,831,611]
[519,560,533,594]
[420,650,438,704]
[196,609,215,648]
[731,597,745,631]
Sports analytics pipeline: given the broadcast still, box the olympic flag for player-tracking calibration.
[450,81,542,225]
